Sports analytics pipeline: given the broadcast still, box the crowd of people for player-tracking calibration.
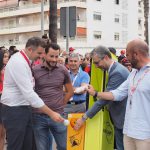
[0,36,150,150]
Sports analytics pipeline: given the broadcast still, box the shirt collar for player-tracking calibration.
[139,62,150,71]
[108,61,115,73]
[41,62,59,70]
[69,67,81,75]
[145,63,150,67]
[22,50,33,64]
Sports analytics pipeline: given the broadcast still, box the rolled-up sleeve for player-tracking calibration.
[9,61,44,108]
[111,79,129,101]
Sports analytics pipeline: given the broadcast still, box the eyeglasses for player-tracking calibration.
[93,57,104,65]
[93,60,101,65]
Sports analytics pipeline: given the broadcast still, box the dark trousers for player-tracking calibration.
[114,127,124,150]
[2,105,33,150]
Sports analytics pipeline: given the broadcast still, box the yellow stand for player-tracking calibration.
[67,113,86,150]
[84,53,116,150]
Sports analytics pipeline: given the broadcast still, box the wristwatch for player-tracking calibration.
[93,91,98,98]
[82,114,88,122]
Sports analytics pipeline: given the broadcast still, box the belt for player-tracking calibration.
[67,101,85,105]
[2,104,31,109]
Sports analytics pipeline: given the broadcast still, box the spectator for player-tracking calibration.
[118,50,126,63]
[57,56,65,65]
[64,53,90,116]
[9,46,18,57]
[0,50,9,150]
[108,47,117,56]
[121,57,132,72]
[69,47,75,54]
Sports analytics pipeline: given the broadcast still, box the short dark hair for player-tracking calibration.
[0,50,9,71]
[25,37,46,50]
[45,43,60,54]
[0,46,5,51]
[42,34,48,39]
[91,45,112,59]
[108,47,116,55]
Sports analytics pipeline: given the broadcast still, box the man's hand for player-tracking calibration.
[87,85,96,96]
[74,118,85,130]
[50,111,64,123]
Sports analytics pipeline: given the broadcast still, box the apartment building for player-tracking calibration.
[0,0,144,54]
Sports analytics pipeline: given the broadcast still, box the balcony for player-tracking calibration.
[0,0,86,19]
[0,19,86,35]
[0,24,49,35]
[0,36,87,50]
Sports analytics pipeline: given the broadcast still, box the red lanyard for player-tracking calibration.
[130,68,150,96]
[129,68,150,106]
[20,50,31,68]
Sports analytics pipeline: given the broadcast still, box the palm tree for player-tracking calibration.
[49,0,57,43]
[143,0,149,44]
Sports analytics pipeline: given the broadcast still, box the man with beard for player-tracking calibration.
[1,37,65,150]
[75,39,150,150]
[32,43,74,150]
[74,46,129,150]
[64,53,90,116]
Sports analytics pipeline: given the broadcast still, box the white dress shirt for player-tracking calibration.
[1,52,44,108]
[111,63,150,140]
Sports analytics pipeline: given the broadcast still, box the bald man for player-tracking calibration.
[75,39,150,150]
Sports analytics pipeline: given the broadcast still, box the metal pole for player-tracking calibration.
[41,0,44,36]
[66,7,69,52]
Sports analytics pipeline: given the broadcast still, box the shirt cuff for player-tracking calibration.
[110,90,121,101]
[31,99,45,108]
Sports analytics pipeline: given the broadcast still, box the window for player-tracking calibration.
[9,20,16,28]
[138,34,142,36]
[138,1,142,7]
[9,39,14,44]
[122,31,127,43]
[115,0,119,5]
[122,0,128,10]
[93,12,101,21]
[122,13,128,28]
[138,19,142,26]
[114,33,119,41]
[114,15,119,23]
[138,18,142,29]
[138,9,142,13]
[93,31,102,39]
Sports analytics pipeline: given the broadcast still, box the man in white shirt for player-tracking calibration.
[1,37,64,150]
[75,39,150,150]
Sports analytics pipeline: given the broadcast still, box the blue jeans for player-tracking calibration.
[114,127,124,150]
[32,113,67,150]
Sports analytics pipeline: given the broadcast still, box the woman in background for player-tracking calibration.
[0,50,9,150]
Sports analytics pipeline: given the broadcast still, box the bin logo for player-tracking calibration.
[69,118,83,147]
[69,132,82,147]
[103,121,113,144]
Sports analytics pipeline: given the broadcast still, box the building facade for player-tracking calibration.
[0,0,145,55]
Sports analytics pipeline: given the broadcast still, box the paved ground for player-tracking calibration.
[4,142,57,150]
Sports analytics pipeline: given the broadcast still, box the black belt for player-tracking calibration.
[67,101,85,105]
[2,104,31,109]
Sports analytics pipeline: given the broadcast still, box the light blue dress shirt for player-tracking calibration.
[111,63,150,140]
[69,67,90,102]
